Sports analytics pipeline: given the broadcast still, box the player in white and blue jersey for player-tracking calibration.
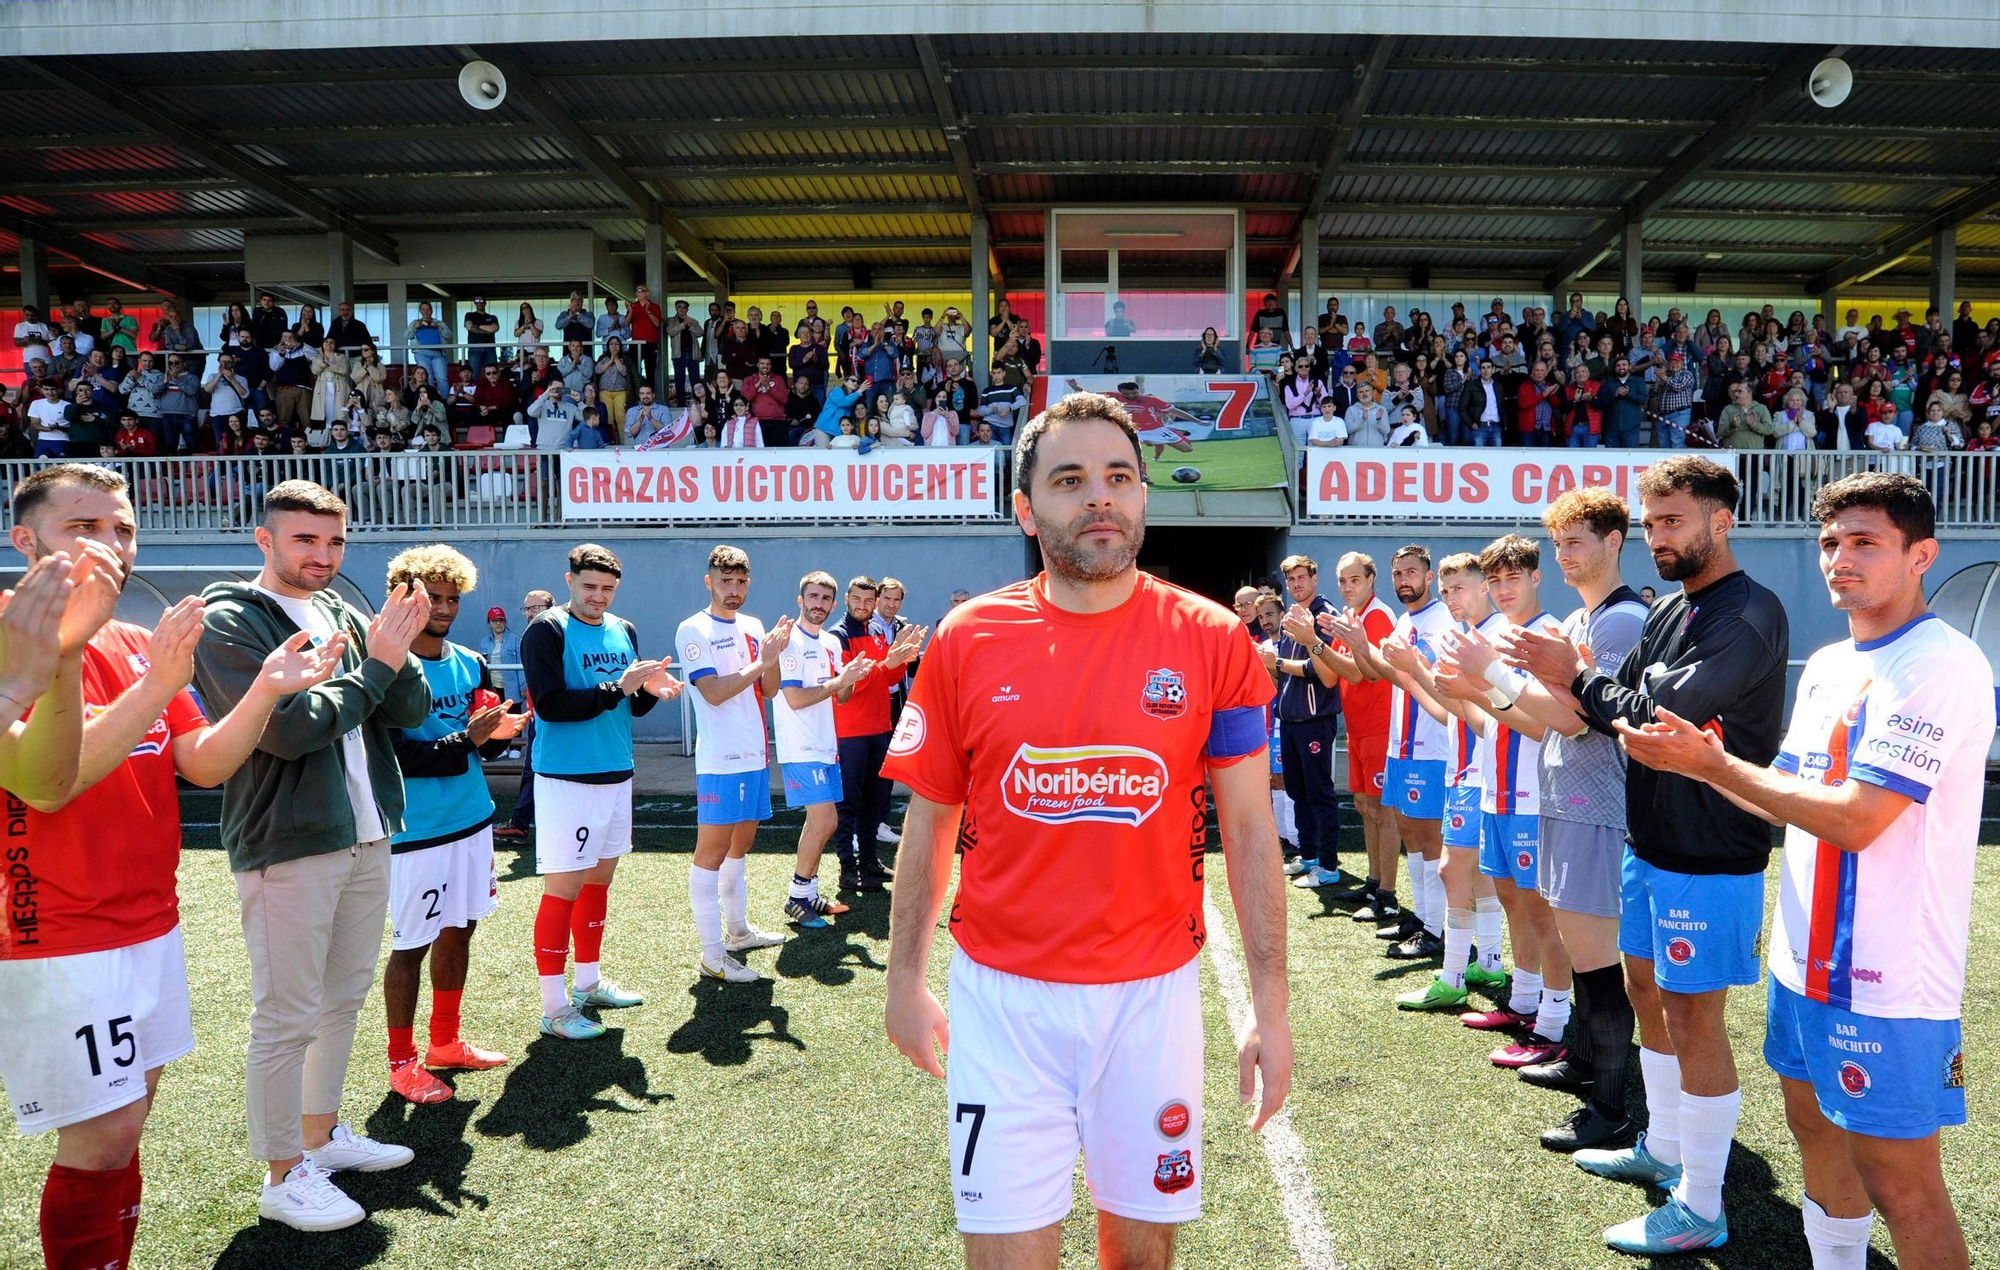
[1381,553,1510,1009]
[522,543,681,1040]
[381,545,526,1103]
[1619,473,1990,1268]
[765,571,875,929]
[676,544,792,983]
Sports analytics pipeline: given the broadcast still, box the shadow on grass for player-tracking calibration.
[214,1215,392,1269]
[474,1029,670,1151]
[666,977,806,1066]
[772,890,891,986]
[1617,1142,1895,1270]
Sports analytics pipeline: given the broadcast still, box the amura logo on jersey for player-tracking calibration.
[1001,743,1168,828]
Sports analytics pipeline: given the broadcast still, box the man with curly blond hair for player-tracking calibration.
[378,545,526,1104]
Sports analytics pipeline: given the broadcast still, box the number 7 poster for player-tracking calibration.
[1029,375,1288,491]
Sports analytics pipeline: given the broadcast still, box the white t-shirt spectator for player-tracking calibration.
[13,319,54,366]
[1387,419,1431,447]
[27,396,68,442]
[1308,414,1347,447]
[1865,420,1904,452]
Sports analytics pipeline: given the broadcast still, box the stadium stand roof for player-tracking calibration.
[8,17,2000,300]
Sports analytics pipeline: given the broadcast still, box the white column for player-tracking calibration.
[327,232,354,310]
[1931,227,1957,328]
[1619,220,1644,316]
[1300,220,1321,342]
[970,216,991,380]
[385,278,408,365]
[17,237,49,314]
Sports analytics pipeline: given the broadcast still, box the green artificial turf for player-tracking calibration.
[0,795,1993,1268]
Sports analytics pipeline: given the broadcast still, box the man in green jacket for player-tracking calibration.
[192,479,433,1233]
[1715,380,1775,450]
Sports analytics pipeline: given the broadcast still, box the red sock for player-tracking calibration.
[388,1025,417,1067]
[533,894,575,976]
[428,989,463,1048]
[117,1150,142,1268]
[571,883,609,966]
[40,1162,124,1270]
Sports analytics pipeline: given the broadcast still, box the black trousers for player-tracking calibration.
[511,718,536,828]
[1279,713,1342,866]
[835,731,892,875]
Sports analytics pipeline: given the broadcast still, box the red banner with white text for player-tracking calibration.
[1303,449,1740,520]
[561,449,1005,521]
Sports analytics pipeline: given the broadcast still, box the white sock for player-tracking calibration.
[573,961,600,993]
[719,855,749,934]
[1509,969,1542,1016]
[1422,857,1447,937]
[1672,1087,1741,1222]
[1441,908,1473,990]
[690,864,724,961]
[1408,855,1435,930]
[1639,1047,1684,1165]
[1802,1195,1874,1270]
[1272,789,1298,847]
[1473,897,1504,969]
[1534,986,1572,1042]
[788,871,814,900]
[538,974,569,1016]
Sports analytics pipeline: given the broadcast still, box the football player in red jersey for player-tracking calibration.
[0,464,345,1260]
[884,393,1290,1270]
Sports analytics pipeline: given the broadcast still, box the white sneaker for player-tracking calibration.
[699,952,763,983]
[303,1121,414,1174]
[259,1161,365,1232]
[876,824,902,843]
[724,925,785,952]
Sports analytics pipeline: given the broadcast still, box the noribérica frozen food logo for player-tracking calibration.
[1001,744,1168,827]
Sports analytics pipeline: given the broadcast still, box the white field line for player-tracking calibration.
[1202,890,1341,1270]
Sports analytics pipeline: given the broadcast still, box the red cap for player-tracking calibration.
[487,606,506,620]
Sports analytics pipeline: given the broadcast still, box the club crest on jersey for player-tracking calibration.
[1001,744,1167,827]
[1664,937,1695,966]
[1140,668,1187,720]
[888,704,926,757]
[1153,1149,1194,1194]
[1839,1060,1872,1098]
[1156,1100,1192,1141]
[128,652,151,676]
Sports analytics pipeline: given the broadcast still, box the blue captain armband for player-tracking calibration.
[1207,706,1268,759]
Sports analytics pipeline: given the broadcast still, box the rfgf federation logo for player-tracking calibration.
[1001,744,1167,827]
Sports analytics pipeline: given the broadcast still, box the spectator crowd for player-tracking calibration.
[4,289,1040,463]
[1245,291,2000,462]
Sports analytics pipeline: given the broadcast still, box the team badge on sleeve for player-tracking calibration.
[1141,668,1188,720]
[1153,1149,1195,1194]
[888,703,927,757]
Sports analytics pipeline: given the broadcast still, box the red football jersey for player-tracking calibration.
[881,572,1273,984]
[1335,598,1398,738]
[3,621,205,959]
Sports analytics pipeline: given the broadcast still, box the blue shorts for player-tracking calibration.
[1764,977,1966,1140]
[1383,757,1445,820]
[781,761,843,809]
[696,769,773,825]
[1441,785,1481,848]
[1478,811,1539,886]
[1617,849,1764,992]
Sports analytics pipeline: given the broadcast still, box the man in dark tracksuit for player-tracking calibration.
[1268,554,1345,888]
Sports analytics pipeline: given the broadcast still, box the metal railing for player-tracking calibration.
[1298,450,2000,530]
[0,451,1014,532]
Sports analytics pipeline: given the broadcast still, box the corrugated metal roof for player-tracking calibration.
[14,34,2000,294]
